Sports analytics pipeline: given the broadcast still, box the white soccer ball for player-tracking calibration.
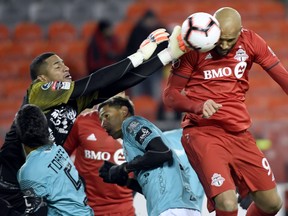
[181,12,221,52]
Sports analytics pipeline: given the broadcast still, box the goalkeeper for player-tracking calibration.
[0,26,186,215]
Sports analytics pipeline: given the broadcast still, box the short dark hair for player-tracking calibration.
[30,52,55,81]
[15,104,51,147]
[98,96,135,116]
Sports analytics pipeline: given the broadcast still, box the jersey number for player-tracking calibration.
[64,163,81,190]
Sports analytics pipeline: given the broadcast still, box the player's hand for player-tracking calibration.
[109,162,129,186]
[128,28,169,67]
[99,161,115,182]
[140,28,170,47]
[157,25,188,65]
[99,161,129,186]
[167,25,187,59]
[202,99,222,118]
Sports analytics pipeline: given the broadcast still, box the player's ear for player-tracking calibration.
[120,106,128,117]
[37,74,48,82]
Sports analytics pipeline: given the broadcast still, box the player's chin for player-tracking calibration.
[63,77,72,82]
[216,47,230,56]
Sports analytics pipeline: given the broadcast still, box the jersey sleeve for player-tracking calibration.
[122,116,160,150]
[21,187,48,215]
[250,31,280,69]
[28,80,99,113]
[28,81,74,111]
[75,91,99,113]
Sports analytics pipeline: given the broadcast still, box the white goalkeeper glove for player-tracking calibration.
[128,28,169,67]
[158,25,187,65]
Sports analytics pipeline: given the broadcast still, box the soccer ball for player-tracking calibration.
[181,12,221,52]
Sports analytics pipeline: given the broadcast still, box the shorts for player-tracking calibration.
[181,126,276,212]
[159,208,201,216]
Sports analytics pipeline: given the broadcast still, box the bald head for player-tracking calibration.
[214,7,242,35]
[213,7,242,56]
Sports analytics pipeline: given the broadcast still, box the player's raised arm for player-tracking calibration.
[95,26,188,101]
[71,28,170,98]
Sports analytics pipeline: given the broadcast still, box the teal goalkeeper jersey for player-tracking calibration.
[122,116,201,216]
[17,144,94,216]
[163,129,205,212]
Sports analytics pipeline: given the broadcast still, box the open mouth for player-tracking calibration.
[64,74,72,79]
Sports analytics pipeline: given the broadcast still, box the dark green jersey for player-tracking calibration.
[28,80,98,146]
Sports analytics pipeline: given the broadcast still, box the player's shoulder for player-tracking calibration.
[240,28,262,41]
[31,80,74,92]
[123,116,151,134]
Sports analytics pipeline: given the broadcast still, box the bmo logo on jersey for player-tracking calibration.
[84,148,126,165]
[203,62,247,79]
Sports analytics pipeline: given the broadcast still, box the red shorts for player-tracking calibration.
[182,126,277,212]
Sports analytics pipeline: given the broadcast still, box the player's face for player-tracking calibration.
[42,55,72,82]
[99,105,124,139]
[215,29,240,56]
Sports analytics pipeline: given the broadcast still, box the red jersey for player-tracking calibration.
[64,111,134,215]
[164,29,288,132]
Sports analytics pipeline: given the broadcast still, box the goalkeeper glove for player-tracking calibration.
[128,28,169,67]
[158,25,187,65]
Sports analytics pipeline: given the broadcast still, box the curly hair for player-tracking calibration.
[15,104,51,147]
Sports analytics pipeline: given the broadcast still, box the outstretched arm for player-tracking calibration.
[96,26,188,102]
[70,29,170,99]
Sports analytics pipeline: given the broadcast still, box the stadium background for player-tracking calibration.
[0,0,287,215]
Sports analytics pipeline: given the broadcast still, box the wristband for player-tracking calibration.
[128,52,144,68]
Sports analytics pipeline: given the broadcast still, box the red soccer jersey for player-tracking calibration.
[164,28,288,132]
[64,110,134,215]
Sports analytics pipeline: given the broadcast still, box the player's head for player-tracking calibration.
[213,7,242,56]
[98,96,134,139]
[15,104,51,148]
[30,52,72,82]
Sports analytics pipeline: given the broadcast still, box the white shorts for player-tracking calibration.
[159,208,201,216]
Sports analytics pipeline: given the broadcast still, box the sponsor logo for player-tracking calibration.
[203,62,247,80]
[51,81,71,91]
[205,53,213,60]
[87,133,97,141]
[211,173,225,187]
[49,106,76,136]
[135,126,152,144]
[84,148,125,165]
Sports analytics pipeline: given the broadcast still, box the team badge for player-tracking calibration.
[234,48,248,62]
[211,173,225,187]
[41,82,53,90]
[127,120,140,134]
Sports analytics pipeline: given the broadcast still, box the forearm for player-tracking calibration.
[163,88,203,114]
[97,56,164,100]
[125,137,173,172]
[71,58,134,98]
[267,61,288,94]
